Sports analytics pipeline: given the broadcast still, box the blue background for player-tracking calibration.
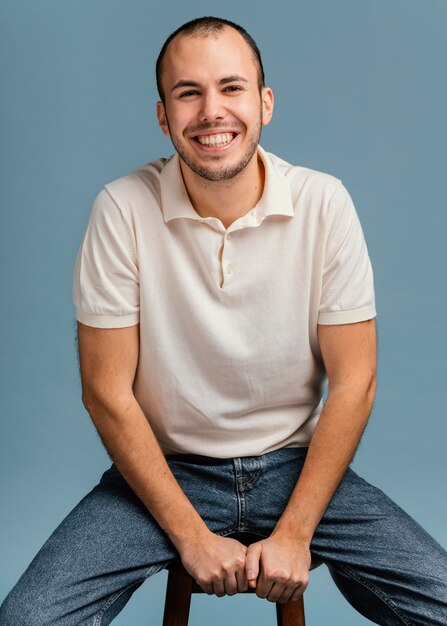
[1,0,446,623]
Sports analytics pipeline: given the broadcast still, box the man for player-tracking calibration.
[1,16,446,626]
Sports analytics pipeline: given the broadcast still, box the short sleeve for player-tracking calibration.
[318,183,376,325]
[72,188,140,328]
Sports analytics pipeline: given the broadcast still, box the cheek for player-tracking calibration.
[165,103,198,135]
[236,98,262,123]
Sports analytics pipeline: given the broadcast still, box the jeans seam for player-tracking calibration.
[92,563,166,625]
[143,562,170,580]
[237,465,262,491]
[233,459,245,531]
[334,563,415,626]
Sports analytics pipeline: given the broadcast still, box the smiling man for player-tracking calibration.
[1,16,446,626]
[156,24,273,228]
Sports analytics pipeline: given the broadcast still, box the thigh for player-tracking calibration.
[0,464,177,626]
[311,468,447,626]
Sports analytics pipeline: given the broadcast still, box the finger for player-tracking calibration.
[212,580,226,597]
[275,577,308,603]
[245,542,262,588]
[255,572,274,600]
[223,573,238,596]
[290,585,305,602]
[266,581,288,603]
[197,580,214,595]
[236,568,249,593]
[275,582,303,604]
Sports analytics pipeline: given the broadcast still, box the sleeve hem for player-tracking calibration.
[317,305,376,325]
[76,309,140,328]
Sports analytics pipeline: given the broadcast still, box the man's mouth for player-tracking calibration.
[193,132,238,147]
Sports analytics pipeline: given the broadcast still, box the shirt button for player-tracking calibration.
[226,264,233,274]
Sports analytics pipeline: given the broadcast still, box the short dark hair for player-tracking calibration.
[156,16,265,102]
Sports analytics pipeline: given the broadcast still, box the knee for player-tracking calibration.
[0,592,25,626]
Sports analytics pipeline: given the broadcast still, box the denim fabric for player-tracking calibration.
[1,448,446,625]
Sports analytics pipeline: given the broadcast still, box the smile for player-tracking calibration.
[196,133,234,146]
[192,132,239,151]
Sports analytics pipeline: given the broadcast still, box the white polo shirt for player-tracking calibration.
[72,146,376,458]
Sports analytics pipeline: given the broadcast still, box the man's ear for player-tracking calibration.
[261,87,274,127]
[156,100,170,137]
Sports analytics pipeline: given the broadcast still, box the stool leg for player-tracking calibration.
[162,568,194,626]
[276,597,306,626]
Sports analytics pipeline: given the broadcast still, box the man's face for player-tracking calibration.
[157,27,273,182]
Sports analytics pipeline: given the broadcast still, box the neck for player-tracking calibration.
[179,151,265,229]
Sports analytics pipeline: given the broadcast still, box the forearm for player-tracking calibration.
[84,394,209,550]
[273,384,375,543]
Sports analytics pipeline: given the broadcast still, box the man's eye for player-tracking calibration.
[224,85,242,92]
[179,90,199,97]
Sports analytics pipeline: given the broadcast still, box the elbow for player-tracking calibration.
[81,385,135,419]
[81,388,105,419]
[81,390,98,416]
[328,372,377,417]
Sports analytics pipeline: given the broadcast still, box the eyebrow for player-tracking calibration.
[220,75,249,85]
[171,75,249,93]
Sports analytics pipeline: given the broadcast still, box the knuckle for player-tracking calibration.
[276,573,289,584]
[269,568,287,582]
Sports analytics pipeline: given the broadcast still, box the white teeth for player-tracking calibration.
[196,133,234,146]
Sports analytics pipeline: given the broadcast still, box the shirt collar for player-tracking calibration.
[160,145,294,230]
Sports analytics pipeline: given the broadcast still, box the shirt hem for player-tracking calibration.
[76,309,140,328]
[317,305,376,325]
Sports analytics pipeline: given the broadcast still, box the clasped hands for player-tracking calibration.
[180,530,311,603]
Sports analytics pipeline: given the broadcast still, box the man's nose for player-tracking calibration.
[199,91,225,121]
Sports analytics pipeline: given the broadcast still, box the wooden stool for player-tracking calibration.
[162,534,306,626]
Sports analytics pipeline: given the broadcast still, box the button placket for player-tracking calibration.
[220,232,234,287]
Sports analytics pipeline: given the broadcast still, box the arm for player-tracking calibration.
[77,321,249,595]
[245,318,377,602]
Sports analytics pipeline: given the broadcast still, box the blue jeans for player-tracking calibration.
[1,448,446,625]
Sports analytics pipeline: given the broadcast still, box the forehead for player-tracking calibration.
[162,27,258,86]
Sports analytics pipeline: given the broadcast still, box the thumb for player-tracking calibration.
[245,542,262,588]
